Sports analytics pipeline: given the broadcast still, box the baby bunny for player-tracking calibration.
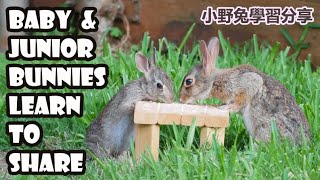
[86,49,174,158]
[179,37,311,143]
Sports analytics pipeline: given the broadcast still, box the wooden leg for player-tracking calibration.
[135,124,160,160]
[200,127,214,146]
[215,127,225,145]
[200,127,225,146]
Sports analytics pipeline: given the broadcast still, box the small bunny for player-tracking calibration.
[86,49,174,158]
[179,37,311,143]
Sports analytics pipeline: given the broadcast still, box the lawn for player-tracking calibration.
[0,32,319,179]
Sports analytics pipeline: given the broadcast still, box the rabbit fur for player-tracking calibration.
[86,49,174,158]
[179,37,311,143]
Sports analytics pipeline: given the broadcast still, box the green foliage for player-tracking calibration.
[0,30,319,179]
[109,27,123,39]
[280,23,320,59]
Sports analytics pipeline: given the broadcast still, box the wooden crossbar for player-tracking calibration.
[134,101,229,160]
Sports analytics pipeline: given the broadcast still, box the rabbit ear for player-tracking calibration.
[200,40,213,75]
[207,37,219,65]
[135,52,151,74]
[150,47,157,67]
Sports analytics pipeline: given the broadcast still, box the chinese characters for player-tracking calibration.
[201,6,314,25]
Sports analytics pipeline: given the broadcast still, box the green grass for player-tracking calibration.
[0,32,320,179]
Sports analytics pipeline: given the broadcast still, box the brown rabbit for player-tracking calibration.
[179,37,311,143]
[86,49,174,158]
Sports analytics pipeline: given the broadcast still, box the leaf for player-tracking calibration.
[299,43,311,49]
[280,27,295,48]
[109,27,123,38]
[185,118,196,150]
[309,23,320,29]
[178,23,196,52]
[253,34,259,57]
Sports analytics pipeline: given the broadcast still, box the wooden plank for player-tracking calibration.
[157,103,181,125]
[134,101,158,124]
[180,104,206,126]
[204,109,229,128]
[134,124,160,160]
[200,127,226,145]
[134,101,229,127]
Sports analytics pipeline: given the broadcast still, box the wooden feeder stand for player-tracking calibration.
[134,101,229,160]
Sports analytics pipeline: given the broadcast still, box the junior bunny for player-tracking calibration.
[179,37,310,143]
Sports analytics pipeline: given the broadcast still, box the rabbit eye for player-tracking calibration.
[156,82,163,89]
[185,78,193,86]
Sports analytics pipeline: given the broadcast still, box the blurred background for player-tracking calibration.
[1,0,319,68]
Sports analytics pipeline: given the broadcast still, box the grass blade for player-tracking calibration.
[185,118,197,150]
[280,27,295,48]
[178,23,196,52]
